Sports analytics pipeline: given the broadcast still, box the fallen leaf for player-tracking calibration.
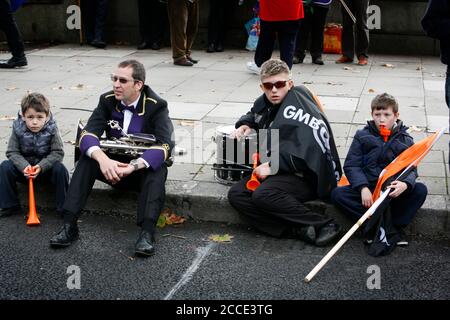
[343,66,353,71]
[208,234,234,243]
[70,84,85,90]
[52,86,64,90]
[368,88,375,93]
[64,140,76,145]
[179,120,195,126]
[157,208,186,228]
[0,116,16,121]
[119,250,134,261]
[408,125,425,133]
[381,63,395,68]
[6,86,17,91]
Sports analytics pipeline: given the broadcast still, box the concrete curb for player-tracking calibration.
[20,180,450,239]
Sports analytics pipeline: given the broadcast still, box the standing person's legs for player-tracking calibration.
[310,5,329,61]
[295,9,312,63]
[167,0,189,62]
[153,0,169,47]
[207,0,220,49]
[277,19,301,69]
[353,0,369,59]
[186,0,199,58]
[93,0,108,43]
[80,0,95,43]
[446,66,450,171]
[138,0,152,45]
[0,0,25,58]
[340,0,356,60]
[254,20,277,67]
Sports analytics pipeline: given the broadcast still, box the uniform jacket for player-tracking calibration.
[79,85,175,171]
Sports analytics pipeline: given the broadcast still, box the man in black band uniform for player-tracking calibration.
[50,60,174,257]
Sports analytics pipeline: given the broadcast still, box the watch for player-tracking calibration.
[129,159,139,171]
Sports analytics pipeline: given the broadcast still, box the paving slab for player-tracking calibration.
[0,46,448,239]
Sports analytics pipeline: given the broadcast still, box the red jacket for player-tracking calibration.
[259,0,304,21]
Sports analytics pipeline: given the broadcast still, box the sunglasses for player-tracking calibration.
[110,74,136,84]
[261,80,289,90]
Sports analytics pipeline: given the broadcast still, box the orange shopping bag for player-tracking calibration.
[323,23,342,54]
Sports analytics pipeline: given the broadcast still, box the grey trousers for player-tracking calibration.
[341,0,370,59]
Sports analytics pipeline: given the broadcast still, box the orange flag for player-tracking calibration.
[371,128,445,201]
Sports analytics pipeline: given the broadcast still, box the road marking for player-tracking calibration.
[164,242,217,300]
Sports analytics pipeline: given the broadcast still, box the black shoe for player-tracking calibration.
[315,223,342,247]
[137,42,150,50]
[150,42,161,50]
[186,55,198,64]
[215,44,224,52]
[135,230,155,256]
[312,57,324,65]
[90,40,106,49]
[49,222,79,247]
[206,43,215,53]
[174,57,194,66]
[0,56,27,69]
[0,205,22,218]
[292,226,316,244]
[396,229,409,247]
[292,55,304,64]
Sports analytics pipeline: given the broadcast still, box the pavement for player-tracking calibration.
[0,211,449,300]
[0,44,449,239]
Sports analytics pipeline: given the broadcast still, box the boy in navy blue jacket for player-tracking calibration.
[331,93,428,246]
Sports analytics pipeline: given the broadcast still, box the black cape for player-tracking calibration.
[270,86,342,198]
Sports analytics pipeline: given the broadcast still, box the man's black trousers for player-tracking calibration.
[63,155,167,234]
[228,173,332,237]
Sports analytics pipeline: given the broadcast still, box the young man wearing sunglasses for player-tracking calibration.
[50,59,174,257]
[228,59,342,247]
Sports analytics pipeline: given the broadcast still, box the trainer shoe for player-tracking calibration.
[246,61,260,75]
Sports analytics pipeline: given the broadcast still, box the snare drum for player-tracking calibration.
[213,125,258,185]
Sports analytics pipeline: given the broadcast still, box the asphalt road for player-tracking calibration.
[0,210,449,301]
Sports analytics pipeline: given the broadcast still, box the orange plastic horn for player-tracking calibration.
[246,153,260,191]
[26,167,40,226]
[379,124,391,142]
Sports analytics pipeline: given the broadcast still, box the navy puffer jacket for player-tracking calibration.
[344,120,417,191]
[12,114,57,166]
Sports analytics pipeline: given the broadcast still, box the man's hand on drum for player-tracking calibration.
[254,162,271,181]
[231,125,252,140]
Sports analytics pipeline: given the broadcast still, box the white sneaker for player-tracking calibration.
[246,61,260,75]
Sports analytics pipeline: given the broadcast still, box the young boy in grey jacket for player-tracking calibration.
[0,93,69,217]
